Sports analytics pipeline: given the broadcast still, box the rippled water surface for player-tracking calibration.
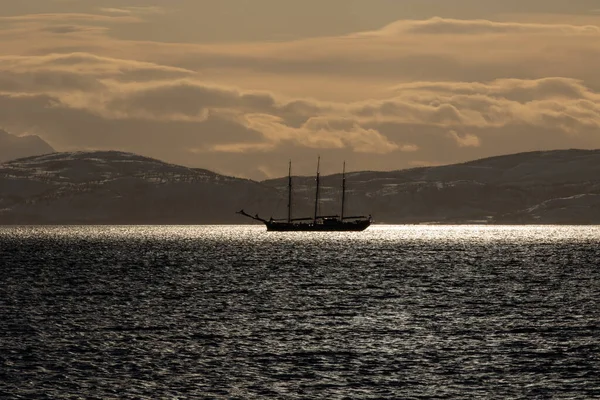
[1,225,599,399]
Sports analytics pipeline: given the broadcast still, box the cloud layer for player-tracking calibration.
[1,8,600,178]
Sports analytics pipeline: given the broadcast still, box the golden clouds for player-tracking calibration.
[1,9,600,178]
[98,6,166,16]
[386,78,600,131]
[0,13,141,24]
[371,17,600,36]
[448,131,481,148]
[0,53,194,96]
[240,114,402,154]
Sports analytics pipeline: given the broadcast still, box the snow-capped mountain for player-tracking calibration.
[263,149,600,224]
[0,129,55,162]
[0,151,277,224]
[2,149,600,224]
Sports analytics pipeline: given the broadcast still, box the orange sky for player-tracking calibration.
[1,1,600,178]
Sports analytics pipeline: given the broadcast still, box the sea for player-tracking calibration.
[1,225,599,399]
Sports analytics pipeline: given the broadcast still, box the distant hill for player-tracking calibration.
[1,149,600,224]
[0,129,55,162]
[0,151,277,224]
[263,149,600,224]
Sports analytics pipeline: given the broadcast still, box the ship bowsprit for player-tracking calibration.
[237,159,372,232]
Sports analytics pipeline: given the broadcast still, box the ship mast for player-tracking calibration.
[341,161,346,220]
[287,160,292,223]
[313,156,320,223]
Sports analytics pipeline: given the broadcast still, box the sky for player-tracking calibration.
[1,0,600,179]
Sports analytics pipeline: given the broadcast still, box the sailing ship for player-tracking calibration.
[237,158,372,231]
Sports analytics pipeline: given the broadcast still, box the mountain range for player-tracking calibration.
[0,129,55,163]
[1,149,600,224]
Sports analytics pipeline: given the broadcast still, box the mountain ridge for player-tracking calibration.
[0,129,56,162]
[2,149,600,224]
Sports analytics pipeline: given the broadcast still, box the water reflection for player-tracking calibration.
[0,225,599,398]
[3,224,600,243]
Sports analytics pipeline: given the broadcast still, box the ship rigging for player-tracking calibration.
[237,158,371,231]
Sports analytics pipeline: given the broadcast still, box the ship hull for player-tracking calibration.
[237,159,372,232]
[266,220,371,232]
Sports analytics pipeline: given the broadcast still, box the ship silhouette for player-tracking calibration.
[237,158,372,231]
